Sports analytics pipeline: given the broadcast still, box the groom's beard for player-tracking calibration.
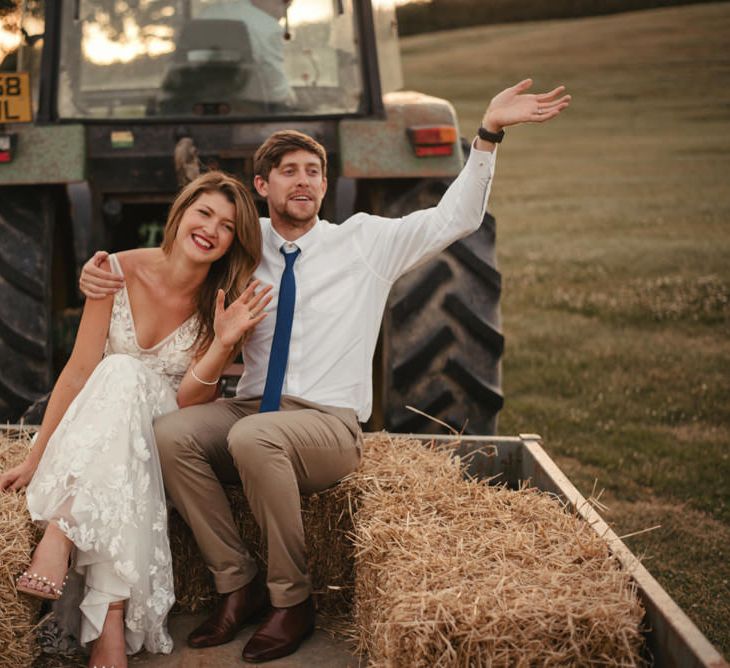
[270,197,321,229]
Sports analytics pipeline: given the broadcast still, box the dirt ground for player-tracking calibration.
[401,2,730,656]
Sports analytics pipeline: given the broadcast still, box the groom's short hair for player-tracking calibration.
[254,130,327,180]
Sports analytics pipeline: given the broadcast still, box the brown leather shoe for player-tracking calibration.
[241,596,315,663]
[188,574,269,648]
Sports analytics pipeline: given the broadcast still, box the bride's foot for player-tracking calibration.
[16,523,72,600]
[88,601,128,668]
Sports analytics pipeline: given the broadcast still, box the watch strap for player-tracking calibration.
[478,126,505,143]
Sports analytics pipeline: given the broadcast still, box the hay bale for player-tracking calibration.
[0,426,355,617]
[347,434,645,667]
[1,428,645,667]
[171,481,355,616]
[0,429,43,668]
[168,491,261,613]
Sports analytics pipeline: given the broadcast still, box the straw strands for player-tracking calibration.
[1,429,645,666]
[170,482,355,616]
[0,427,355,667]
[347,434,645,667]
[0,429,43,668]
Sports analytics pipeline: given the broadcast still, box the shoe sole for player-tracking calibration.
[16,570,68,600]
[16,584,61,601]
[241,624,315,663]
[187,606,270,648]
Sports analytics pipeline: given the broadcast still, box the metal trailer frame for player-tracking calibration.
[409,433,728,668]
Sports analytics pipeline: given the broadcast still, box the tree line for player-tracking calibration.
[395,0,728,36]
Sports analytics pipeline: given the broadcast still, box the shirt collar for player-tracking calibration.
[264,217,322,256]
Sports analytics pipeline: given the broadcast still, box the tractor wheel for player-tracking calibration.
[0,187,55,422]
[372,178,504,435]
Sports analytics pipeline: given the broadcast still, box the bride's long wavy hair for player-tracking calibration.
[161,171,262,353]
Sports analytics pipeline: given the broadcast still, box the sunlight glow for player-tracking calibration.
[82,17,174,65]
[285,0,332,27]
[0,28,20,57]
[0,15,44,64]
[285,0,398,30]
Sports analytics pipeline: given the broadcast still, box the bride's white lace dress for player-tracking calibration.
[26,254,199,655]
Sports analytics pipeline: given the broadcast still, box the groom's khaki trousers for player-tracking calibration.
[154,395,362,608]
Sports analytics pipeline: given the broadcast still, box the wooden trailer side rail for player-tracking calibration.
[410,433,728,668]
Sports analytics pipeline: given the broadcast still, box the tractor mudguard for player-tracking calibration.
[0,124,85,185]
[339,91,464,179]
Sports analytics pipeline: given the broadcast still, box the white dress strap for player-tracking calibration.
[108,253,124,277]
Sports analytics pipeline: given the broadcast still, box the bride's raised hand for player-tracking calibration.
[213,280,273,349]
[0,459,36,492]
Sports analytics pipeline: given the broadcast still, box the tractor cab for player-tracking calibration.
[4,0,402,124]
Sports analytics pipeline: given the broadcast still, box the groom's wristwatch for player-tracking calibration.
[478,126,505,143]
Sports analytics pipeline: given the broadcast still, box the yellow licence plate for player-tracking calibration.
[0,72,32,123]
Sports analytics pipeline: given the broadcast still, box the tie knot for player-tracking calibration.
[280,246,301,267]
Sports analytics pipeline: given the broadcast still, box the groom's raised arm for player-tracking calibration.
[350,79,570,283]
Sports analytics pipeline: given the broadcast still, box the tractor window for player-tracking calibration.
[373,0,402,95]
[57,0,365,119]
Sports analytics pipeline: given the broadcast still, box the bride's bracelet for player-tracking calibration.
[191,365,220,386]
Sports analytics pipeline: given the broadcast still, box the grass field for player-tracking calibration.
[400,2,730,656]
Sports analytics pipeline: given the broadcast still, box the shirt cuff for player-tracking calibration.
[467,137,498,172]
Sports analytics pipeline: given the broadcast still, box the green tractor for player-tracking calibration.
[0,0,503,433]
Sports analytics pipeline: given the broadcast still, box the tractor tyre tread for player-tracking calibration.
[0,187,54,421]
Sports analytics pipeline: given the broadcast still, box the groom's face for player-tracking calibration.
[254,149,327,228]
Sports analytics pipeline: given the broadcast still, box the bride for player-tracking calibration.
[0,171,270,667]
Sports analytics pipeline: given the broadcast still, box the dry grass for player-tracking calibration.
[2,429,646,667]
[401,2,730,653]
[348,434,645,666]
[549,274,729,324]
[0,429,42,668]
[170,481,355,616]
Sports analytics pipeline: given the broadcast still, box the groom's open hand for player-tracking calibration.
[482,79,571,133]
[214,280,272,349]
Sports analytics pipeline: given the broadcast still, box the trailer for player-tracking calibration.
[448,434,728,668]
[128,434,727,666]
[4,429,722,667]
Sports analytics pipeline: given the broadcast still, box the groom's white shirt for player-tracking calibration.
[235,144,496,422]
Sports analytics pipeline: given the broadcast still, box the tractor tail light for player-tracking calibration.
[407,125,457,158]
[0,133,16,163]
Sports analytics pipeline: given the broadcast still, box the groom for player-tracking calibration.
[80,80,569,663]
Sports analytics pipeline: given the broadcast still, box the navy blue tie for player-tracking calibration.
[259,247,300,412]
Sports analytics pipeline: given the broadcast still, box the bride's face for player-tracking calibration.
[175,191,237,264]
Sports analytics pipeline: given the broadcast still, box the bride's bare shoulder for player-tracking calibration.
[115,248,164,277]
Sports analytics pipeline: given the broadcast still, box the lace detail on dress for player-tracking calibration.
[105,254,200,391]
[27,253,203,656]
